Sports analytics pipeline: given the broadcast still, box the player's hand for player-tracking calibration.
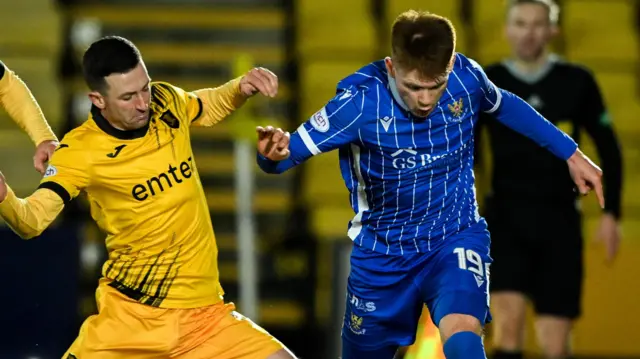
[0,171,7,203]
[566,148,604,208]
[240,67,278,98]
[595,213,621,264]
[34,140,58,175]
[256,126,290,161]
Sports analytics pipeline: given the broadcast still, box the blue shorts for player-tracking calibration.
[341,223,493,349]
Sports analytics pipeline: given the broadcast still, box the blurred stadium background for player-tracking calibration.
[0,0,638,358]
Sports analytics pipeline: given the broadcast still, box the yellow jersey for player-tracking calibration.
[29,79,245,308]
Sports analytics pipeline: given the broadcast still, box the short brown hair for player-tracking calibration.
[391,10,456,79]
[508,0,560,25]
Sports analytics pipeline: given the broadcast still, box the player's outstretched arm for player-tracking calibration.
[489,90,606,206]
[191,67,278,127]
[0,133,89,240]
[0,172,64,240]
[470,59,577,160]
[0,61,59,175]
[491,91,605,206]
[255,87,368,174]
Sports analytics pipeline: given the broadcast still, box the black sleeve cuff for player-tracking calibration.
[38,182,71,204]
[191,97,204,123]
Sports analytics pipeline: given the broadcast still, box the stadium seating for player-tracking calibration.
[564,1,638,64]
[472,0,511,65]
[296,0,377,59]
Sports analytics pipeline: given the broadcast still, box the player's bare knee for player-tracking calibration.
[491,292,527,350]
[266,348,297,359]
[438,313,483,344]
[491,292,527,325]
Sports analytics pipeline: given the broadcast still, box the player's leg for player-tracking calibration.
[62,280,176,359]
[341,243,424,359]
[419,224,493,359]
[534,317,573,359]
[484,201,534,359]
[171,301,295,359]
[490,293,527,359]
[531,209,583,359]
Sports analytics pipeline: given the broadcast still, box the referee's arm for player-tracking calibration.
[579,70,623,219]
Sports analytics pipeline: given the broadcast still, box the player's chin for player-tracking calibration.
[517,48,542,61]
[128,116,150,129]
[411,109,432,118]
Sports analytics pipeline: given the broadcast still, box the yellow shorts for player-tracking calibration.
[63,280,284,359]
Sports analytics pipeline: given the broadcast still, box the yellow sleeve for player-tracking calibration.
[0,61,58,145]
[188,77,247,127]
[0,186,64,240]
[38,136,90,203]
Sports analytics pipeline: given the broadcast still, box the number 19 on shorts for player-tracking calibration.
[453,247,491,305]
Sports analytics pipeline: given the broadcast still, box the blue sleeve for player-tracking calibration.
[469,59,578,160]
[257,88,366,174]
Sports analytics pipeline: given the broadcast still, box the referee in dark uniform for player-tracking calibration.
[476,1,623,359]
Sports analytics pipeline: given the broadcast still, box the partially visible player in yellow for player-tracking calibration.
[0,36,296,359]
[0,61,58,174]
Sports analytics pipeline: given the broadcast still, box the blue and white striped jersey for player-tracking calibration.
[258,53,577,255]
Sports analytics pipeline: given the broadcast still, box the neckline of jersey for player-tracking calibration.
[501,54,562,85]
[90,105,150,140]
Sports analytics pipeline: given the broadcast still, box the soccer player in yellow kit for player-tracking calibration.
[0,36,296,359]
[0,61,58,174]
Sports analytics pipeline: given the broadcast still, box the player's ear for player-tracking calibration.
[385,57,396,78]
[447,54,456,73]
[88,91,106,110]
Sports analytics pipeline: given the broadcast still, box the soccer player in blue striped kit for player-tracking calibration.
[255,10,604,359]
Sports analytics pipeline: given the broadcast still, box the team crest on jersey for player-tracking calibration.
[310,107,330,133]
[348,313,366,335]
[446,98,467,123]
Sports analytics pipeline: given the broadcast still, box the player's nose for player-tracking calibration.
[135,96,149,111]
[418,93,435,107]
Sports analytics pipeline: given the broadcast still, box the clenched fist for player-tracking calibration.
[34,140,58,175]
[240,67,278,98]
